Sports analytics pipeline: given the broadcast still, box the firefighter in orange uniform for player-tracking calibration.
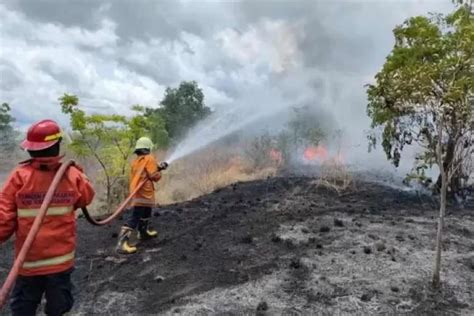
[0,120,95,316]
[116,137,167,254]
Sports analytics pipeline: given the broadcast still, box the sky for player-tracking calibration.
[0,0,454,134]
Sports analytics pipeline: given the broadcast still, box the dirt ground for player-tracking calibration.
[1,176,473,315]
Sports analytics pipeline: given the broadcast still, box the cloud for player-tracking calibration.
[0,0,454,137]
[216,19,304,75]
[0,4,166,124]
[2,0,104,29]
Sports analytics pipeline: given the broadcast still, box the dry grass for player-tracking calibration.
[68,146,278,214]
[156,148,278,205]
[312,160,354,195]
[1,146,355,215]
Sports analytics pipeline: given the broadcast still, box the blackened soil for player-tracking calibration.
[1,177,473,315]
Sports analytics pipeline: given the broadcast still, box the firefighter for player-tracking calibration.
[116,137,167,254]
[0,119,95,316]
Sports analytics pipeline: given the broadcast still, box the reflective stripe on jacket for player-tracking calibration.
[0,156,95,276]
[129,154,161,207]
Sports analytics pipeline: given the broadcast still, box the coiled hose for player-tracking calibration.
[0,160,148,309]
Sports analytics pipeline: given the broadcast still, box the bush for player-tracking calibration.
[156,146,278,205]
[245,134,274,169]
[312,161,354,195]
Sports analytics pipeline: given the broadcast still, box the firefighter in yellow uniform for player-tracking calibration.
[116,137,167,254]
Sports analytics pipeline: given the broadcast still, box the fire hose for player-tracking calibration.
[80,179,147,226]
[0,159,168,309]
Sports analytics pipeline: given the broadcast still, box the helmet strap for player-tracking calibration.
[28,141,61,158]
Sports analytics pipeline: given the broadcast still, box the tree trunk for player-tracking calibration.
[105,175,112,213]
[435,138,456,194]
[433,120,448,289]
[435,172,462,198]
[432,168,447,288]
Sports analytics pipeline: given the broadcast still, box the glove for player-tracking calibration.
[158,162,169,171]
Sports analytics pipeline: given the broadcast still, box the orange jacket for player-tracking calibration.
[129,154,161,207]
[0,157,95,276]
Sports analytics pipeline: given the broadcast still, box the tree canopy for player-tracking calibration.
[0,103,17,152]
[147,81,211,142]
[367,7,473,193]
[57,81,211,208]
[59,94,152,208]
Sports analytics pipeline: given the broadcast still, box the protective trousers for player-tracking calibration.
[124,206,152,229]
[10,268,74,316]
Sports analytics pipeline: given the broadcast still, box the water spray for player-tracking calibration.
[164,86,310,164]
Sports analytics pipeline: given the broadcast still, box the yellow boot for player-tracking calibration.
[138,219,158,240]
[116,227,137,254]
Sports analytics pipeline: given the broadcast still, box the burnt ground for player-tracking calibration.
[1,176,473,315]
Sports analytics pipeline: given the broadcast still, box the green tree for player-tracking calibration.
[245,133,273,169]
[276,131,292,165]
[134,105,169,149]
[366,7,473,288]
[452,0,472,12]
[0,103,14,129]
[288,106,326,147]
[147,81,211,142]
[276,106,328,166]
[59,94,149,210]
[0,103,17,152]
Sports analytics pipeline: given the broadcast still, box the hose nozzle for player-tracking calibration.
[158,161,169,171]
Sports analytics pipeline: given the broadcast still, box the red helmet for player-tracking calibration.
[21,119,62,151]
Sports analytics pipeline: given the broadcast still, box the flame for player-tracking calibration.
[304,145,328,162]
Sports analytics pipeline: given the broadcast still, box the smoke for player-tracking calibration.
[167,1,454,181]
[0,0,455,178]
[166,84,298,163]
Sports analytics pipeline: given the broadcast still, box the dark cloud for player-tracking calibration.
[118,56,180,87]
[0,0,454,129]
[104,1,237,41]
[3,0,232,42]
[107,0,179,41]
[236,1,393,73]
[37,60,80,88]
[237,0,311,23]
[3,0,103,29]
[3,0,450,79]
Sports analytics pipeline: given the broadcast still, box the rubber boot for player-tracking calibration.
[116,227,137,254]
[137,219,158,241]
